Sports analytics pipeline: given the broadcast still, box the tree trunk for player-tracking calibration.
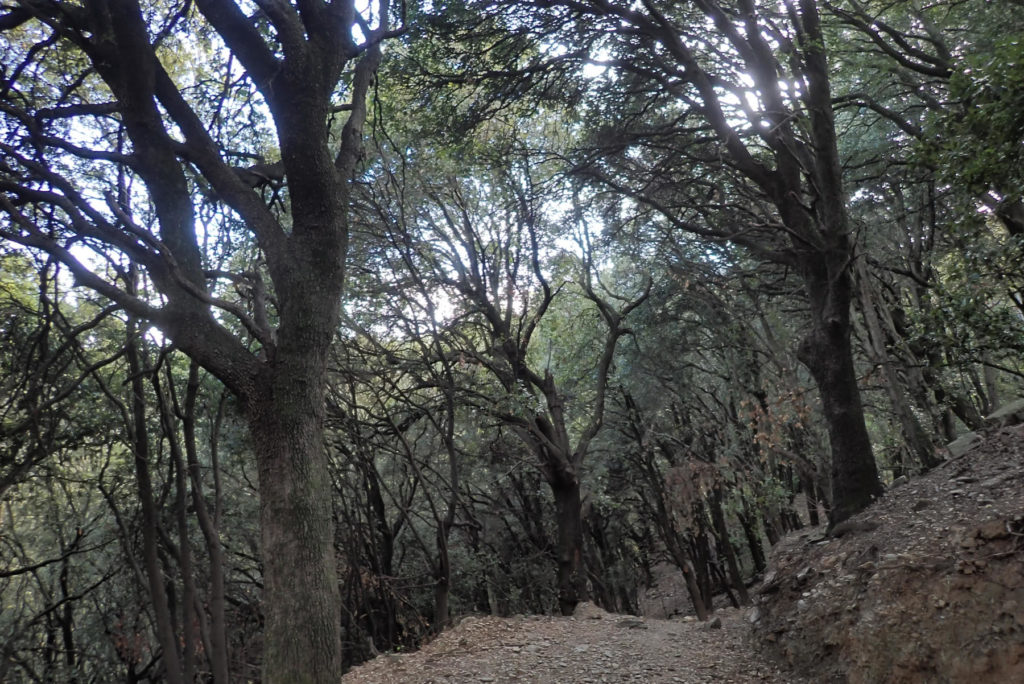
[170,437,197,684]
[737,499,767,573]
[248,351,341,684]
[688,528,712,614]
[798,264,884,526]
[761,512,780,546]
[710,489,749,605]
[856,264,939,471]
[983,359,1000,414]
[665,534,709,621]
[59,554,76,683]
[434,381,458,633]
[155,370,197,684]
[433,562,451,633]
[433,519,452,632]
[801,473,821,527]
[126,328,184,684]
[550,476,587,615]
[183,365,229,683]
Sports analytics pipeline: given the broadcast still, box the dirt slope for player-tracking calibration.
[751,425,1024,683]
[342,605,806,684]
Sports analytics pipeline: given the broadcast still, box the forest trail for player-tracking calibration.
[341,605,804,684]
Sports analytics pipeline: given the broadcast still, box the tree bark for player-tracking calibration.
[789,0,884,527]
[550,476,588,615]
[247,341,342,684]
[798,263,884,525]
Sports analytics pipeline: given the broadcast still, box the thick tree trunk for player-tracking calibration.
[550,477,587,615]
[798,265,884,526]
[248,351,341,684]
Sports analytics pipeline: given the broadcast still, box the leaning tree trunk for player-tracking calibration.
[550,474,588,615]
[247,335,342,683]
[798,259,884,526]
[856,262,939,472]
[710,489,749,605]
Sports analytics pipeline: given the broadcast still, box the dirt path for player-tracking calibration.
[342,605,806,683]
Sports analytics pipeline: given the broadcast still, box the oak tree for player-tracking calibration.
[0,0,401,679]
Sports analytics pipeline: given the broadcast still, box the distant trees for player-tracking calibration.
[356,127,650,614]
[0,275,261,681]
[437,0,885,523]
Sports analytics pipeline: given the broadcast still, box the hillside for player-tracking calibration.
[751,424,1024,682]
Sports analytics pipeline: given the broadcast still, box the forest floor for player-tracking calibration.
[340,603,807,683]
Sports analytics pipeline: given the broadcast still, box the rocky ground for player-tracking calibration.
[343,424,1024,684]
[750,423,1024,683]
[342,603,806,683]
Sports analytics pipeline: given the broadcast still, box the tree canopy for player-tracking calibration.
[1,0,1022,681]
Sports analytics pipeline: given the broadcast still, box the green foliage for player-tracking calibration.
[942,34,1024,198]
[4,1,1024,677]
